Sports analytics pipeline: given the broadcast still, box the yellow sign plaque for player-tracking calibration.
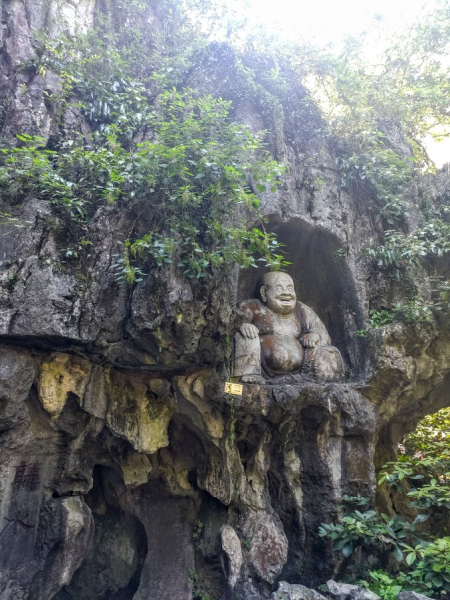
[224,382,243,396]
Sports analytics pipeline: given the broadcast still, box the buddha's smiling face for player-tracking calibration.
[260,272,297,315]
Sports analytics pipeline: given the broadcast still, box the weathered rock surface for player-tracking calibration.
[1,0,450,599]
[220,525,243,589]
[270,582,328,600]
[327,580,381,600]
[397,592,432,600]
[0,347,379,598]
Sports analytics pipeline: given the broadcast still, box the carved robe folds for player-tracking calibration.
[234,299,344,383]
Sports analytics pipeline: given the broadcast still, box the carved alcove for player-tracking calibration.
[236,218,365,375]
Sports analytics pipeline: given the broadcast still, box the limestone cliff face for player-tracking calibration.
[1,2,450,599]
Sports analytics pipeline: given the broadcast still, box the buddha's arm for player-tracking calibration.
[240,300,257,323]
[234,300,263,381]
[300,304,331,346]
[238,300,261,338]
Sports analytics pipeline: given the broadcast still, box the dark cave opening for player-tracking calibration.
[54,465,148,600]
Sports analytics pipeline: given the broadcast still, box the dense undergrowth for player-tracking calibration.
[320,408,450,599]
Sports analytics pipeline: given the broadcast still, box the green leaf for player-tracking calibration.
[342,542,353,557]
[431,576,443,587]
[334,539,348,550]
[392,546,403,562]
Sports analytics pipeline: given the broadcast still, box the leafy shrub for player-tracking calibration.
[369,309,396,329]
[367,222,450,272]
[318,497,425,562]
[189,571,212,600]
[368,298,434,329]
[321,408,450,597]
[359,571,403,600]
[0,16,290,281]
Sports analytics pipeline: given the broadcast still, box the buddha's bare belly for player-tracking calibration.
[261,334,304,373]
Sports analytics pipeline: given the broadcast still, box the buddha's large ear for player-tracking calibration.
[260,285,268,302]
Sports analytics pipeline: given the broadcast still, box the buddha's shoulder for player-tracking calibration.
[238,298,266,315]
[239,298,265,311]
[296,301,316,315]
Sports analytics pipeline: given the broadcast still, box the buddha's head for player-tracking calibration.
[260,272,297,315]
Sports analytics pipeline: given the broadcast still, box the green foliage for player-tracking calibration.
[294,3,450,227]
[334,144,412,226]
[322,408,450,596]
[189,571,212,600]
[290,6,450,325]
[405,408,450,458]
[378,461,425,492]
[365,231,450,327]
[359,571,403,600]
[417,538,450,590]
[365,212,450,330]
[318,501,423,562]
[397,538,450,592]
[0,134,85,218]
[319,499,449,594]
[389,299,434,325]
[353,329,369,338]
[408,480,450,511]
[192,520,204,545]
[294,43,415,225]
[4,0,450,290]
[369,309,396,329]
[367,222,450,272]
[368,298,434,329]
[0,12,290,281]
[381,408,450,520]
[110,246,147,284]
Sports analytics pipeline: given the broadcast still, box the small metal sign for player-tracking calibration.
[224,382,243,396]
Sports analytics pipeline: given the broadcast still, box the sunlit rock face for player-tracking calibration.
[1,1,450,599]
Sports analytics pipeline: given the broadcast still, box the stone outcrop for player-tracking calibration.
[397,592,433,600]
[1,0,450,599]
[0,350,379,598]
[327,580,381,600]
[270,582,328,600]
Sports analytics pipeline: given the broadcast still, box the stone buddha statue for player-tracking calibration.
[234,272,344,384]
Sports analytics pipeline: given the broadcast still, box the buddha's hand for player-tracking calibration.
[302,332,320,348]
[240,323,260,339]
